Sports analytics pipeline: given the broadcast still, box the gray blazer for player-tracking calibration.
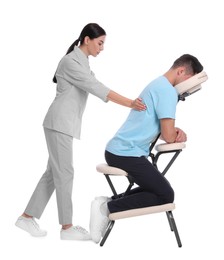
[43,46,110,139]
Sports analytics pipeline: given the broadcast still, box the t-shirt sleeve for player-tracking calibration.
[153,86,178,119]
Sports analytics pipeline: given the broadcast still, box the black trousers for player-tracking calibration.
[105,151,174,213]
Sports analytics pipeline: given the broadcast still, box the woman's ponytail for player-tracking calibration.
[66,39,80,55]
[52,38,80,83]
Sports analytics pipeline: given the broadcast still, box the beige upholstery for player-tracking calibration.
[96,163,128,176]
[109,203,175,220]
[155,142,186,152]
[175,71,208,95]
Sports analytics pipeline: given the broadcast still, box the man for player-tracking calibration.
[89,54,203,243]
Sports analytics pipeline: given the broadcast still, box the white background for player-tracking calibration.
[1,0,223,259]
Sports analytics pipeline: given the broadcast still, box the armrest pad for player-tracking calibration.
[96,163,128,176]
[155,142,186,152]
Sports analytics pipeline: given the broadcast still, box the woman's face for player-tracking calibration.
[86,35,106,57]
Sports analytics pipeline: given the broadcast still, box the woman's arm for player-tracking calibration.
[60,57,146,110]
[107,90,146,111]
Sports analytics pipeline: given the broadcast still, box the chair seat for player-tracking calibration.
[109,203,175,220]
[96,163,128,176]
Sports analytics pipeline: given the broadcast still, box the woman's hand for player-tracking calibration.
[131,98,146,111]
[107,91,146,111]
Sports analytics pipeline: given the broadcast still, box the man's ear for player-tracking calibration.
[177,67,185,76]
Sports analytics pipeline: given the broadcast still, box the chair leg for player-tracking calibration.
[166,211,182,247]
[100,220,115,246]
[166,211,174,231]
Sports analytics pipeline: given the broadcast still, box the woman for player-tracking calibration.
[15,23,146,241]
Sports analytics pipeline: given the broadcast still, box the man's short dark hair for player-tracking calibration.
[171,54,203,75]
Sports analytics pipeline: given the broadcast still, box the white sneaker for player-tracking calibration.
[60,226,91,240]
[15,216,47,237]
[89,196,110,243]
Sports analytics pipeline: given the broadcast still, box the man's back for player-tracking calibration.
[106,76,178,157]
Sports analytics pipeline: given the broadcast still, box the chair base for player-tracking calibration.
[100,205,182,247]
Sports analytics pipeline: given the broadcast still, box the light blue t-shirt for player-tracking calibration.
[106,76,178,157]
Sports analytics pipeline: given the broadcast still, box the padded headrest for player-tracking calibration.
[175,71,208,95]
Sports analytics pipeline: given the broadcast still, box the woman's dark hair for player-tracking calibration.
[53,23,106,83]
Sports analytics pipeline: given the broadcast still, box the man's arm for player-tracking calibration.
[160,118,187,143]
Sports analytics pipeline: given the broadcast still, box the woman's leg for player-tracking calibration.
[24,159,55,219]
[24,128,74,225]
[17,128,91,239]
[44,128,74,226]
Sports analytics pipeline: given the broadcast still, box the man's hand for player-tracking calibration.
[175,127,187,142]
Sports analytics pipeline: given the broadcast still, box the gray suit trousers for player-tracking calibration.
[25,128,74,225]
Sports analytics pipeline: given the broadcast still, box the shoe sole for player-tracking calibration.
[60,234,91,241]
[15,221,47,237]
